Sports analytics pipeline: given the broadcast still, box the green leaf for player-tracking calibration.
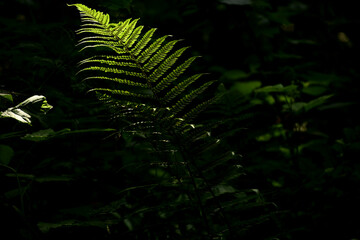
[144,39,180,71]
[137,35,168,63]
[0,145,14,165]
[22,128,116,141]
[223,70,250,81]
[162,74,205,103]
[212,184,237,196]
[84,76,147,88]
[79,66,144,78]
[79,58,138,68]
[0,93,13,103]
[153,56,198,93]
[0,95,52,125]
[232,81,261,96]
[0,131,25,140]
[255,84,297,93]
[90,88,153,99]
[273,52,302,59]
[304,94,333,112]
[302,85,327,96]
[1,107,32,124]
[182,95,218,121]
[291,102,306,112]
[131,28,157,56]
[148,47,189,83]
[21,129,64,141]
[171,81,214,115]
[290,95,333,113]
[68,3,110,26]
[119,19,139,44]
[220,0,252,5]
[66,128,117,134]
[125,25,144,48]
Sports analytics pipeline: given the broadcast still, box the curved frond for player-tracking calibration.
[68,4,110,26]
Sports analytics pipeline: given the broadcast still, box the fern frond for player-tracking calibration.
[83,76,147,88]
[78,44,126,53]
[77,39,119,48]
[131,28,157,56]
[69,5,261,238]
[78,36,116,44]
[79,58,138,68]
[124,26,144,48]
[182,95,219,122]
[79,66,145,79]
[137,35,169,64]
[118,19,140,44]
[76,28,110,36]
[171,81,215,116]
[69,4,110,26]
[89,88,153,99]
[78,55,133,65]
[153,56,199,93]
[112,18,132,39]
[148,47,190,83]
[143,40,181,72]
[162,74,206,103]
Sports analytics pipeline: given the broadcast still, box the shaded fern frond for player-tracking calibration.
[171,81,215,116]
[182,95,220,121]
[162,73,206,103]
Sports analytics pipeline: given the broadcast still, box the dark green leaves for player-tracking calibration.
[0,144,14,165]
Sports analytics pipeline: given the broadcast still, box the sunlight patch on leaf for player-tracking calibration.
[0,95,52,125]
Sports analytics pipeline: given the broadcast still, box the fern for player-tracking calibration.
[70,4,266,239]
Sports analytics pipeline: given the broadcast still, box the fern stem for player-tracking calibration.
[190,159,236,237]
[0,164,25,214]
[164,128,213,236]
[184,160,212,236]
[169,127,236,238]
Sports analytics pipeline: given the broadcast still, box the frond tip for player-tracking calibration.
[70,3,217,124]
[68,4,110,26]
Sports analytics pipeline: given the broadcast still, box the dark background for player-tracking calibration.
[1,0,360,239]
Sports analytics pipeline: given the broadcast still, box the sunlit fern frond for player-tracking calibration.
[70,3,212,112]
[70,4,268,239]
[69,3,219,155]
